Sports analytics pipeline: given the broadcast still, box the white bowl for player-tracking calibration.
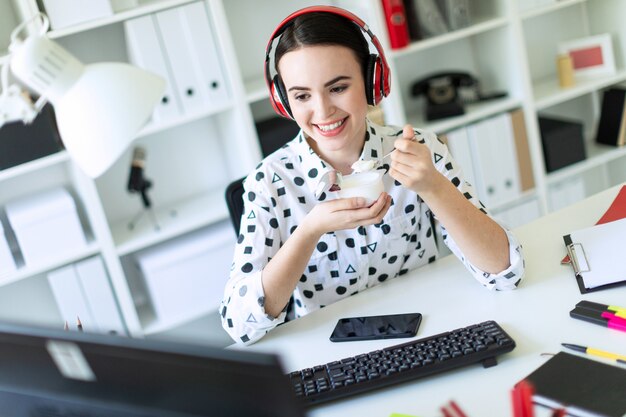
[337,171,384,206]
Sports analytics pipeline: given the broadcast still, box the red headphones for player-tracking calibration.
[264,6,391,119]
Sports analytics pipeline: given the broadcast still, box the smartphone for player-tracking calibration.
[329,312,422,342]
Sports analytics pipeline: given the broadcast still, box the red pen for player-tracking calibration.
[512,380,535,417]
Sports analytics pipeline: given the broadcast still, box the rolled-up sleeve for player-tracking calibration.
[422,130,525,290]
[219,177,287,345]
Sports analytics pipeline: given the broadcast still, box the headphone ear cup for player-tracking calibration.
[371,55,384,106]
[364,54,377,106]
[271,75,293,119]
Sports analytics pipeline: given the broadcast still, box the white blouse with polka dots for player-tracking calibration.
[220,120,525,345]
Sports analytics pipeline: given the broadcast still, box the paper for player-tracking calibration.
[568,217,626,289]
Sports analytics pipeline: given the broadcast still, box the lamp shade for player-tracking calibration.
[10,34,165,178]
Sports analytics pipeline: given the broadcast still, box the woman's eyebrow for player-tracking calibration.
[287,75,352,92]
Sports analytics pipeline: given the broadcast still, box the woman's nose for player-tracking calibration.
[314,94,335,118]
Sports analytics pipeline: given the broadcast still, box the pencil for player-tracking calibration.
[77,316,83,332]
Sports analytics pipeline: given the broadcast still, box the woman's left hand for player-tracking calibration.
[389,124,443,194]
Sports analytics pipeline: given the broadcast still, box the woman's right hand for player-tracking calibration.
[301,192,392,237]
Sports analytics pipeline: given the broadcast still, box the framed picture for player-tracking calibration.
[558,33,616,80]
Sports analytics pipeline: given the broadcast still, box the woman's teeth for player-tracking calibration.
[318,120,344,132]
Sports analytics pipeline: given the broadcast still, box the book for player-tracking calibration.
[595,87,626,147]
[563,216,626,293]
[521,352,626,417]
[562,185,626,264]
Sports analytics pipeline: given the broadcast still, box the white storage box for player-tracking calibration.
[6,187,87,266]
[0,220,17,276]
[134,221,234,327]
[41,0,114,30]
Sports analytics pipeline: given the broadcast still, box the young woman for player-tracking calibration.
[220,6,524,345]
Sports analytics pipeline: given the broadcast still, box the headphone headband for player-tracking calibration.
[264,6,391,119]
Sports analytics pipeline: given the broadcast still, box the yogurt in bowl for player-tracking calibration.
[337,170,384,206]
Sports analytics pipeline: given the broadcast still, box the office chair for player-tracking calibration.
[225,177,246,235]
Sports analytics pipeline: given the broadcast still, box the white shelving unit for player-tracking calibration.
[1,0,626,345]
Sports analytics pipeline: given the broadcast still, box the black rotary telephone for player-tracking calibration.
[411,71,506,121]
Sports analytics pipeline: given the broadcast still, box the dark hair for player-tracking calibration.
[274,12,370,80]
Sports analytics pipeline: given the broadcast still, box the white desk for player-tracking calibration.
[238,184,626,417]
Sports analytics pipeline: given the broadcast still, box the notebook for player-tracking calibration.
[521,352,626,417]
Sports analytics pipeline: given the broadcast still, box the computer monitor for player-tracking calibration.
[0,321,307,417]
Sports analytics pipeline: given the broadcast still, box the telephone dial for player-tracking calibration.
[411,71,506,121]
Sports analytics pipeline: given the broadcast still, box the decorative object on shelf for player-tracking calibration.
[413,0,449,38]
[410,71,506,121]
[538,115,586,173]
[556,54,575,89]
[127,146,159,232]
[0,13,165,178]
[40,0,114,30]
[557,33,616,81]
[5,187,87,266]
[381,0,411,49]
[435,0,471,31]
[0,102,63,170]
[595,87,626,147]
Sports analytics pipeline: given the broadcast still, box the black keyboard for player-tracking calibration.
[288,320,515,406]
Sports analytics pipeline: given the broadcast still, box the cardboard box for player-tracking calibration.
[5,187,87,265]
[538,116,586,172]
[134,221,235,326]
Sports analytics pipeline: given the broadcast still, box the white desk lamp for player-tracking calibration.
[0,14,165,178]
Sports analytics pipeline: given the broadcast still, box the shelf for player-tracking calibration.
[0,242,100,288]
[47,0,198,39]
[245,78,269,103]
[520,0,586,20]
[533,69,626,110]
[407,96,522,134]
[0,152,69,183]
[112,188,230,256]
[389,17,509,59]
[546,142,626,185]
[137,100,234,138]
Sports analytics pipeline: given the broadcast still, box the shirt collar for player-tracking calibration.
[293,119,385,199]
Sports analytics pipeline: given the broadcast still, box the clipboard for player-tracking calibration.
[563,217,626,293]
[562,185,626,264]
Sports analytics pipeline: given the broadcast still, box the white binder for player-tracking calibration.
[124,15,181,123]
[467,117,496,205]
[47,265,96,332]
[155,6,207,115]
[75,257,126,336]
[181,1,229,107]
[489,113,521,204]
[444,126,476,188]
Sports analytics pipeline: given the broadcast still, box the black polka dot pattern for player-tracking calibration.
[220,121,525,345]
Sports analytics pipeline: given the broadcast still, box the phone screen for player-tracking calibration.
[329,312,422,342]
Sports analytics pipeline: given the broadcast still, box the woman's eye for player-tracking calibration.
[331,85,348,93]
[294,93,309,101]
